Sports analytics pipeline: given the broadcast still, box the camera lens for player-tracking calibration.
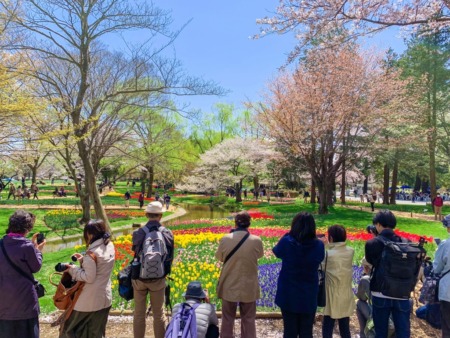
[55,263,69,272]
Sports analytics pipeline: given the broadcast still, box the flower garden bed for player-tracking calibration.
[79,209,436,312]
[44,209,147,230]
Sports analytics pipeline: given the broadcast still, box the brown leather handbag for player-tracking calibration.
[49,252,97,328]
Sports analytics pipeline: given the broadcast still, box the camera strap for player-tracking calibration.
[0,239,38,285]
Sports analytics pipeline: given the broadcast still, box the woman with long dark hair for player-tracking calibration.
[60,219,115,338]
[273,212,325,338]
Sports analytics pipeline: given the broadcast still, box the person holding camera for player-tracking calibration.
[59,219,115,338]
[273,212,325,337]
[0,210,45,338]
[170,281,219,338]
[215,211,264,338]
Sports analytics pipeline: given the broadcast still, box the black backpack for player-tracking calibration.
[376,236,426,299]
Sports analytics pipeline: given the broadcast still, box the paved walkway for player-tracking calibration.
[342,204,439,222]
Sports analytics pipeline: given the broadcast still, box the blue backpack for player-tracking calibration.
[165,303,199,338]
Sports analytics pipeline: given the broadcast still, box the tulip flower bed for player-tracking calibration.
[102,212,436,312]
[44,209,147,230]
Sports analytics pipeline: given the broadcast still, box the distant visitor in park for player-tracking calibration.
[432,193,444,221]
[124,190,131,208]
[272,211,325,337]
[7,182,16,200]
[215,211,264,338]
[0,210,45,338]
[31,183,39,200]
[319,225,355,338]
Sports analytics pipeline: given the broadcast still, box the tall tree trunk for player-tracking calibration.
[80,192,90,224]
[318,182,328,214]
[341,160,346,204]
[235,180,243,203]
[414,174,421,191]
[31,166,37,184]
[327,176,335,206]
[77,140,110,231]
[421,178,430,193]
[390,157,399,205]
[311,178,316,204]
[253,176,259,201]
[146,166,154,198]
[383,164,390,205]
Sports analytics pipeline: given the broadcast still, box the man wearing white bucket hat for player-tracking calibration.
[131,201,174,338]
[433,214,450,337]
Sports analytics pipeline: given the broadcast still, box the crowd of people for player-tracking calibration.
[0,204,449,338]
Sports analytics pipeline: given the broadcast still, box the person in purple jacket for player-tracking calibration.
[0,210,46,338]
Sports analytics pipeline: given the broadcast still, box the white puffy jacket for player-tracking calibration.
[171,299,218,338]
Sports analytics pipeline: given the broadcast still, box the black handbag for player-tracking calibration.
[317,252,328,307]
[118,265,134,301]
[0,239,46,298]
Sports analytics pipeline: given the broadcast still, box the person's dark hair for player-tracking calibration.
[235,211,251,228]
[7,210,36,234]
[83,219,110,245]
[290,212,316,242]
[328,225,347,243]
[372,209,396,229]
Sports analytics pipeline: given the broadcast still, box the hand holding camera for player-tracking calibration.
[32,233,46,251]
[54,262,75,272]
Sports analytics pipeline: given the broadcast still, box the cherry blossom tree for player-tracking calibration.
[179,138,282,202]
[256,0,450,59]
[255,45,406,214]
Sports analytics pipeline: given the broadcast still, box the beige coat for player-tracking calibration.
[69,239,115,312]
[323,242,356,319]
[215,230,263,303]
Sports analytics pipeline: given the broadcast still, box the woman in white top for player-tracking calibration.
[60,219,115,338]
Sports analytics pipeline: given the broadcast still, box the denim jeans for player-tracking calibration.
[372,296,411,338]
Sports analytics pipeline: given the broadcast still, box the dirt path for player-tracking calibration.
[39,311,441,338]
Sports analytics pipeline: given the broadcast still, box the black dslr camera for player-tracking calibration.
[54,262,74,272]
[366,224,378,236]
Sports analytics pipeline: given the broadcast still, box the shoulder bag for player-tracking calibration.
[49,251,97,329]
[317,251,327,307]
[0,239,45,298]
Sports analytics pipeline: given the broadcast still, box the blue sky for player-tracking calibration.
[124,1,408,114]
